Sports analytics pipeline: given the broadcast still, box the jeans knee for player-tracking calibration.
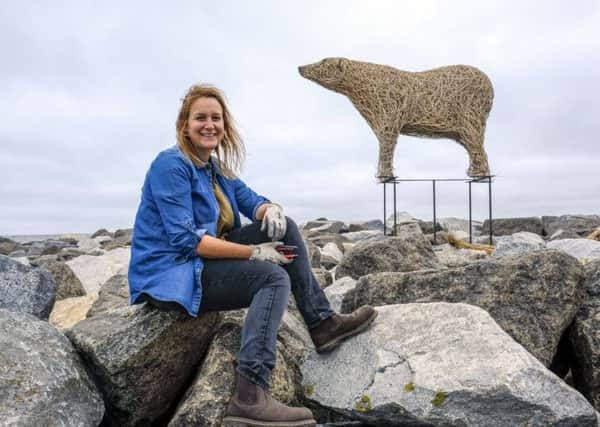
[250,263,290,296]
[266,265,291,292]
[284,216,300,236]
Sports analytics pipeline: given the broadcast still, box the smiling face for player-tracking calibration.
[185,96,225,161]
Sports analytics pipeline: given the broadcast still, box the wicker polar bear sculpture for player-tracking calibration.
[298,57,494,180]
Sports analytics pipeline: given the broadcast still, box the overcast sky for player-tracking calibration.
[1,1,599,235]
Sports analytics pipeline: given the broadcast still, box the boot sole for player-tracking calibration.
[221,416,316,427]
[316,310,378,354]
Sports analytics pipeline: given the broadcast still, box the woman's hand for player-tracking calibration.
[250,241,292,265]
[260,203,287,240]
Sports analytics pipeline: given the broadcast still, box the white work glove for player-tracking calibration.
[260,203,287,241]
[249,241,292,265]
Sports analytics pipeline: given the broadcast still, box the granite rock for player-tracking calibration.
[303,220,345,234]
[492,231,546,257]
[547,238,600,263]
[570,259,600,411]
[347,219,384,232]
[336,224,440,280]
[301,303,597,426]
[86,273,130,317]
[305,240,322,269]
[0,237,21,255]
[482,216,543,236]
[66,304,221,426]
[543,215,600,237]
[66,247,130,293]
[307,233,350,252]
[338,230,385,244]
[91,228,113,238]
[438,217,483,235]
[0,254,57,320]
[0,309,104,426]
[434,244,488,267]
[34,259,86,300]
[313,268,333,289]
[341,250,585,366]
[49,293,99,331]
[324,277,358,313]
[168,310,312,426]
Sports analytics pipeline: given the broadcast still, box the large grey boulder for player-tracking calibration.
[301,303,597,426]
[482,216,543,236]
[570,259,600,410]
[25,239,76,258]
[342,250,584,366]
[91,228,113,238]
[0,309,104,426]
[0,237,21,255]
[543,214,600,237]
[86,273,129,317]
[549,229,583,240]
[34,259,86,300]
[303,220,345,234]
[321,242,344,270]
[67,246,130,293]
[492,231,546,257]
[324,277,358,312]
[0,254,56,320]
[385,211,418,229]
[50,293,99,331]
[336,224,441,280]
[307,233,350,252]
[66,304,221,426]
[547,238,600,263]
[101,232,133,251]
[168,310,312,426]
[305,240,322,268]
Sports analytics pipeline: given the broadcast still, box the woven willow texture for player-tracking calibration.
[587,227,600,241]
[299,58,494,180]
[448,232,495,255]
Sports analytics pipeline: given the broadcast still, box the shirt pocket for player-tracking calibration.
[191,182,218,224]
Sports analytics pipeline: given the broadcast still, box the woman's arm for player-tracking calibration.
[255,203,269,221]
[196,235,253,259]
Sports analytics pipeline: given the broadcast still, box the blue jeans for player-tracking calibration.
[199,217,335,388]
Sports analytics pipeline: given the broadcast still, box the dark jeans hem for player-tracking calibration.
[237,365,270,389]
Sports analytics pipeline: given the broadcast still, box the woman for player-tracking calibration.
[128,84,377,427]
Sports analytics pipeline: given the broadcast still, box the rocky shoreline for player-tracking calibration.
[2,213,600,426]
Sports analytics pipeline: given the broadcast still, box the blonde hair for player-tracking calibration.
[176,84,245,178]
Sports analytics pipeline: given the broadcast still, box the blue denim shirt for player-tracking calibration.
[128,145,270,317]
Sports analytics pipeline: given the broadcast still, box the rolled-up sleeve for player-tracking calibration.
[148,156,206,260]
[233,178,270,221]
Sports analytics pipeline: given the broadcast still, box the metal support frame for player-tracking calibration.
[382,176,495,245]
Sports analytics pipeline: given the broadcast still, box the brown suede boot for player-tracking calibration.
[309,305,378,353]
[222,371,316,427]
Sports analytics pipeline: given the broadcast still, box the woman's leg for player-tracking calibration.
[225,217,336,329]
[201,258,315,426]
[200,258,290,388]
[226,217,377,355]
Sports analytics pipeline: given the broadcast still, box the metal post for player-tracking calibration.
[488,177,493,245]
[383,182,387,236]
[432,180,437,243]
[468,181,473,244]
[393,180,397,236]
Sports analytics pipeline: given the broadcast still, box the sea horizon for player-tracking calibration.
[2,233,92,244]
